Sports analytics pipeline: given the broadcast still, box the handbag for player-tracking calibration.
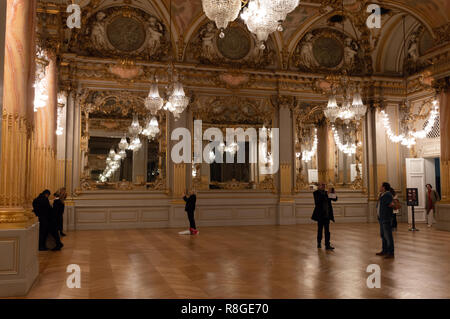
[392,198,401,211]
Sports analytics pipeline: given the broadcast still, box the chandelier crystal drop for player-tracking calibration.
[145,83,164,115]
[201,0,242,37]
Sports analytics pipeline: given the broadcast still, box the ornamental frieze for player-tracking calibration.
[68,6,170,61]
[186,21,278,69]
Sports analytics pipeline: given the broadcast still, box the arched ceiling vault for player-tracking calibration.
[39,0,448,78]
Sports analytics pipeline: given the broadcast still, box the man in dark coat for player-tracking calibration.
[376,182,395,258]
[32,190,52,251]
[312,183,335,250]
[183,190,198,235]
[49,193,64,251]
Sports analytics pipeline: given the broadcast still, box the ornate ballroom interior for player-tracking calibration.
[0,0,449,298]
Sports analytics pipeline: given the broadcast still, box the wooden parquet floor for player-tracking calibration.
[18,223,450,299]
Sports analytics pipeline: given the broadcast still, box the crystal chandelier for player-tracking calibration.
[241,0,280,50]
[145,81,164,116]
[296,128,318,162]
[128,136,142,152]
[146,0,190,121]
[201,0,242,38]
[118,135,129,159]
[202,0,300,48]
[126,114,143,152]
[142,116,160,140]
[128,114,143,136]
[168,81,190,120]
[99,147,124,182]
[324,88,367,124]
[265,0,300,20]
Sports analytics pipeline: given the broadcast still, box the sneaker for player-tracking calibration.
[190,228,199,235]
[325,245,335,250]
[376,251,386,256]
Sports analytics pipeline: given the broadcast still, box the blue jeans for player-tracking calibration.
[379,219,394,254]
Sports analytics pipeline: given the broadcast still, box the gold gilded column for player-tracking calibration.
[0,0,37,227]
[317,121,329,184]
[435,79,450,231]
[439,88,450,203]
[31,50,57,198]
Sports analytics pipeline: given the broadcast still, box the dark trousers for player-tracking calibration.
[379,220,394,254]
[49,221,62,246]
[57,214,63,233]
[317,220,330,246]
[186,210,196,229]
[392,214,398,229]
[38,217,49,249]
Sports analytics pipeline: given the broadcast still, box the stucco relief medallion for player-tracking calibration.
[106,16,146,52]
[217,27,251,60]
[312,37,344,68]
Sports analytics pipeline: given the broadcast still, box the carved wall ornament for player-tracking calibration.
[191,95,274,125]
[292,28,365,74]
[69,6,169,61]
[187,22,277,69]
[404,26,432,75]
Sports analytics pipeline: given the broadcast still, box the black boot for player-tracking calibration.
[325,245,335,250]
[52,243,64,251]
[317,243,321,248]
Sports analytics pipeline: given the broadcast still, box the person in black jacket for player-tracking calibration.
[311,183,335,250]
[183,189,198,235]
[49,193,64,251]
[54,188,67,237]
[376,182,395,259]
[32,190,52,251]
